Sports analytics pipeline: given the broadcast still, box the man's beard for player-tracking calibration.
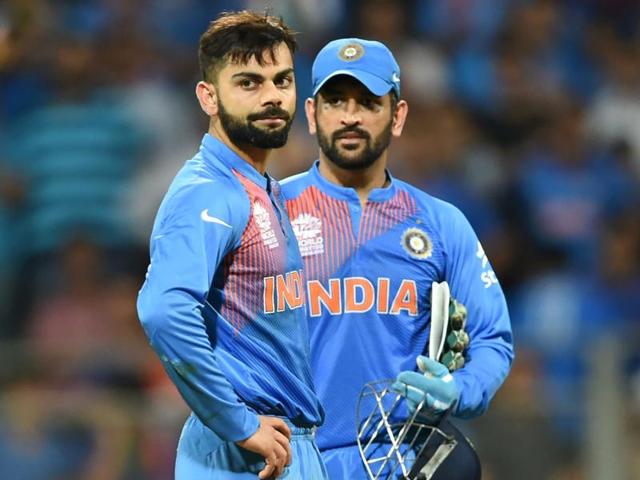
[316,118,392,171]
[218,99,294,149]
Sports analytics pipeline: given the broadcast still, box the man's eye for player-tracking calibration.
[362,98,379,110]
[276,76,293,88]
[240,79,257,89]
[327,98,342,106]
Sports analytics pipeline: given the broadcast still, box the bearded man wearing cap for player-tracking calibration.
[280,38,514,479]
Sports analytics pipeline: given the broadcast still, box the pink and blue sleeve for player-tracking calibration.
[137,182,260,442]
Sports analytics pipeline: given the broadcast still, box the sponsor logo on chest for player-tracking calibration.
[253,201,279,249]
[291,213,324,257]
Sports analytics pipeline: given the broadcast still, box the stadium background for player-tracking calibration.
[0,0,639,478]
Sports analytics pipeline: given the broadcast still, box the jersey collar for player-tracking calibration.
[309,160,397,202]
[200,134,269,190]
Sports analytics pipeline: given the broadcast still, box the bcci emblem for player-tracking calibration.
[338,43,365,62]
[401,227,432,260]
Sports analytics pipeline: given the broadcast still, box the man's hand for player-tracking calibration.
[391,356,460,420]
[236,416,292,479]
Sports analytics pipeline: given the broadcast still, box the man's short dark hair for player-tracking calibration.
[199,10,297,83]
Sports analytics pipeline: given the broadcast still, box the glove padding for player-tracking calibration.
[429,282,469,372]
[441,298,469,371]
[391,356,460,421]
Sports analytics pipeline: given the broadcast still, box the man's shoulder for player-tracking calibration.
[280,169,313,200]
[158,156,250,223]
[174,153,245,194]
[394,179,460,214]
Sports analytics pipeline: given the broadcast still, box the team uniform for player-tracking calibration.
[137,134,327,479]
[281,162,514,479]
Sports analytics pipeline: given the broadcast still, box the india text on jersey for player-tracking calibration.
[263,274,418,317]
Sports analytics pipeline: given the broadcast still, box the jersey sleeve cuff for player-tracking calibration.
[451,370,486,418]
[205,405,260,443]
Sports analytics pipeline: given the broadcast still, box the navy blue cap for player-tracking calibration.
[311,38,400,97]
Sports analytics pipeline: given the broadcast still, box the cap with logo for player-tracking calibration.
[311,38,401,97]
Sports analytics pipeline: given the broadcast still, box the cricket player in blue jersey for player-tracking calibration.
[281,38,514,479]
[137,12,327,479]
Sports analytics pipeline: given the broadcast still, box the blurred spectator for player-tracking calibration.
[26,237,114,360]
[452,0,599,147]
[0,0,53,126]
[3,36,145,260]
[510,210,640,451]
[415,0,511,47]
[1,33,147,329]
[0,362,138,480]
[474,350,576,480]
[0,159,25,334]
[586,27,640,176]
[514,103,636,270]
[18,236,184,478]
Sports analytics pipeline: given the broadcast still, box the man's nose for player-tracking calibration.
[341,99,362,125]
[260,81,284,107]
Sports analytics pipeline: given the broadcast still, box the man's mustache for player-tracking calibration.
[332,127,370,141]
[247,106,291,122]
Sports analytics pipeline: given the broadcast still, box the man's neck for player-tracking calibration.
[209,125,270,175]
[318,152,389,207]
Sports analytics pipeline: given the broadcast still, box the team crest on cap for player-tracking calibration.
[401,227,432,259]
[339,43,365,62]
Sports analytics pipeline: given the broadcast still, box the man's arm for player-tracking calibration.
[137,182,261,440]
[393,205,513,421]
[445,206,514,418]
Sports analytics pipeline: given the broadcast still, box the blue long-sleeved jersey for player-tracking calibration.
[137,135,323,443]
[281,162,514,451]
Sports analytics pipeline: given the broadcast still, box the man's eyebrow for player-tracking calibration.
[274,68,294,79]
[231,68,294,82]
[231,72,265,81]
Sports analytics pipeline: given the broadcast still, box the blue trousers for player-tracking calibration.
[175,414,328,479]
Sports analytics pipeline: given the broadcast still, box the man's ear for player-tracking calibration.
[195,81,218,117]
[305,97,317,135]
[391,99,409,137]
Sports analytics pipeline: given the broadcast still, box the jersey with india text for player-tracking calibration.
[281,162,513,451]
[137,135,323,443]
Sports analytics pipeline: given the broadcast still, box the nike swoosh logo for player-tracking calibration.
[200,209,232,228]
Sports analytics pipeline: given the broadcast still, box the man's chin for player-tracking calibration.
[254,132,290,149]
[329,156,376,171]
[338,146,366,154]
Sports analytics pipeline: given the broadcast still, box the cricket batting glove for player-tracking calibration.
[391,356,460,421]
[429,281,469,372]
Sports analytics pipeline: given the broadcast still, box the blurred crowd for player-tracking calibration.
[0,0,639,478]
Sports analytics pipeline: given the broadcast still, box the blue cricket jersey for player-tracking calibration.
[137,135,323,443]
[281,162,514,451]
